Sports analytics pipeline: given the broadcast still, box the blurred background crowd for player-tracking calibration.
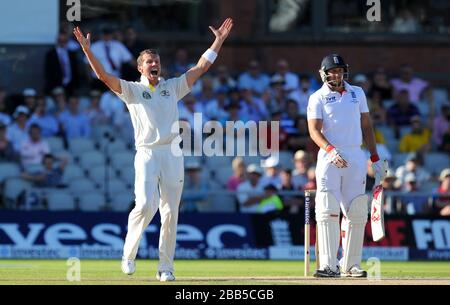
[0,0,449,216]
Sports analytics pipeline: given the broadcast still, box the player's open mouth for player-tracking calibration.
[150,69,158,76]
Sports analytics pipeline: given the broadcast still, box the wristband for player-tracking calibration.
[202,48,217,63]
[325,144,335,153]
[370,154,380,162]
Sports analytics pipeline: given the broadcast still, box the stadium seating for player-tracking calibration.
[78,192,106,211]
[68,178,97,194]
[68,138,96,157]
[47,191,76,211]
[3,178,32,207]
[110,192,134,212]
[61,164,85,184]
[79,150,106,169]
[46,136,65,152]
[110,151,134,170]
[0,162,21,183]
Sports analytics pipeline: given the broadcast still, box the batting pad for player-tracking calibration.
[315,191,340,270]
[341,194,368,272]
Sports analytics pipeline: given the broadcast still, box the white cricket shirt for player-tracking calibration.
[307,82,369,148]
[115,74,191,149]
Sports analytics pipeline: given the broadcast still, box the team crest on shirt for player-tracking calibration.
[350,91,358,103]
[142,91,152,99]
[160,90,170,97]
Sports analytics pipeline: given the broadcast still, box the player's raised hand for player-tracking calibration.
[209,18,233,42]
[73,26,91,51]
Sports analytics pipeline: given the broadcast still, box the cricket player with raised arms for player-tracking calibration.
[307,54,387,277]
[74,18,233,281]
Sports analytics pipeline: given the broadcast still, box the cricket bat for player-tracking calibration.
[371,184,385,242]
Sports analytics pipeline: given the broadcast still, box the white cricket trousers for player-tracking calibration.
[315,146,367,268]
[315,147,367,210]
[123,145,184,273]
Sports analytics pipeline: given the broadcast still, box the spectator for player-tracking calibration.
[398,115,431,153]
[398,173,428,215]
[181,160,209,212]
[51,87,67,117]
[280,168,302,213]
[0,87,11,126]
[286,115,316,154]
[273,59,299,93]
[121,26,145,82]
[195,76,216,106]
[368,90,387,126]
[59,96,91,139]
[390,64,428,104]
[370,68,392,101]
[391,9,422,33]
[99,89,125,121]
[395,153,430,190]
[88,27,134,90]
[85,90,109,125]
[169,48,193,77]
[238,60,270,97]
[22,88,37,113]
[227,157,246,191]
[291,149,310,189]
[260,156,282,189]
[303,166,317,191]
[288,75,314,115]
[353,74,371,94]
[433,168,450,216]
[257,184,284,213]
[432,104,450,150]
[266,74,288,113]
[239,87,268,122]
[20,124,50,167]
[212,65,237,91]
[27,95,60,137]
[0,123,18,162]
[205,86,229,123]
[280,99,300,135]
[123,26,146,58]
[44,30,80,95]
[236,163,265,213]
[179,94,205,143]
[387,89,421,136]
[7,106,30,152]
[20,153,67,188]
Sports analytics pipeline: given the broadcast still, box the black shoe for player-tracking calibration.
[313,266,341,278]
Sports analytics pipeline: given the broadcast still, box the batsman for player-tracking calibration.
[307,54,387,277]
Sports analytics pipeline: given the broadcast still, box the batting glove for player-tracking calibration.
[371,155,388,185]
[326,144,348,168]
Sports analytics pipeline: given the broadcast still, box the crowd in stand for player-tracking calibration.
[0,26,449,215]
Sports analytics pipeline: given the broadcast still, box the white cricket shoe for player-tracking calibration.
[121,258,135,275]
[156,271,175,282]
[343,265,367,278]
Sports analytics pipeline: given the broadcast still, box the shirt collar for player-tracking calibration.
[320,81,352,95]
[140,75,164,87]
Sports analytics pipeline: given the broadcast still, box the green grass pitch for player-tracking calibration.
[1,259,449,285]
